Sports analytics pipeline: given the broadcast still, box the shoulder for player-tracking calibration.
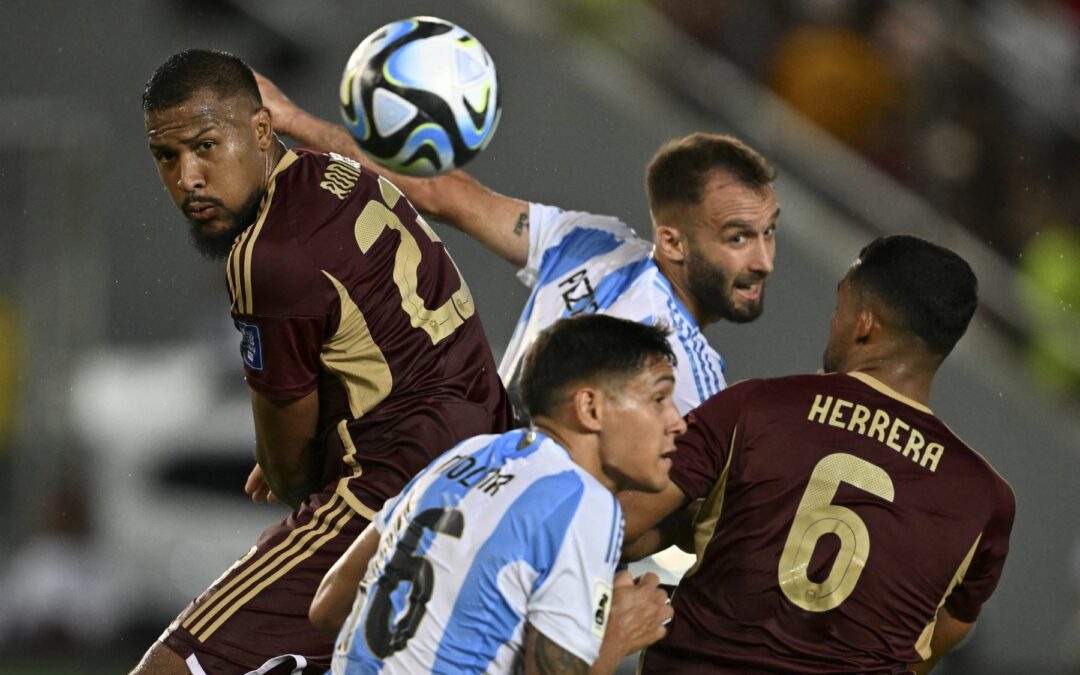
[530,203,650,255]
[940,425,1016,518]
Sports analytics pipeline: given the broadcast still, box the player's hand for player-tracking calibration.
[605,571,673,657]
[244,463,279,504]
[254,71,301,137]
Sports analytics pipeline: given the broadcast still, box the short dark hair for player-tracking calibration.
[142,49,261,111]
[850,235,978,357]
[520,315,676,419]
[646,133,776,213]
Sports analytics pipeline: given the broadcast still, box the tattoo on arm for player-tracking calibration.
[513,210,529,237]
[525,626,588,674]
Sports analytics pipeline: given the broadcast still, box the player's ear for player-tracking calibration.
[253,106,274,150]
[570,387,604,433]
[653,219,689,264]
[854,307,875,344]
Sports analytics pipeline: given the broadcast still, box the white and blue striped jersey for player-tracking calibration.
[331,429,624,675]
[500,203,726,417]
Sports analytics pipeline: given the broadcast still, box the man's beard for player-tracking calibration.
[686,251,766,324]
[187,190,263,261]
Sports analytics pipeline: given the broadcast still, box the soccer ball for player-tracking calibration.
[339,16,501,177]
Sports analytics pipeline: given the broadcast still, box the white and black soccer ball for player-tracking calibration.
[339,16,501,177]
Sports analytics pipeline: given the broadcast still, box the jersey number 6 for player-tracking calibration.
[778,453,894,612]
[365,507,465,658]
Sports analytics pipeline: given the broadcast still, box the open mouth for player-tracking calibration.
[733,281,763,301]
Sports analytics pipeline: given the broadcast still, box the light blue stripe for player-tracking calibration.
[604,494,622,561]
[431,471,585,672]
[668,298,707,403]
[693,336,722,396]
[604,492,622,564]
[591,257,653,312]
[347,429,544,670]
[520,227,623,323]
[651,274,698,329]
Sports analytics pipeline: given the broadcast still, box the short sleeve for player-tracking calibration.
[669,380,761,500]
[944,481,1016,622]
[517,202,641,289]
[527,486,622,665]
[235,313,325,399]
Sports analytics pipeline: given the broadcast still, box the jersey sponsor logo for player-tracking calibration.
[234,320,264,371]
[560,269,598,315]
[592,580,613,638]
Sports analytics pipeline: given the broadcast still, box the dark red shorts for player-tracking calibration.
[162,484,368,674]
[160,399,510,674]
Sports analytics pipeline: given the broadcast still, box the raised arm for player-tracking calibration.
[249,388,321,511]
[257,72,530,267]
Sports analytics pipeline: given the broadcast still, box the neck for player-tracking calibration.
[532,417,614,493]
[846,355,935,406]
[653,250,711,327]
[264,136,287,185]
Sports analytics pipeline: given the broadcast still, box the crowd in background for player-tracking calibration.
[651,0,1080,397]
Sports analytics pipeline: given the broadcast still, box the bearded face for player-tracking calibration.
[685,240,767,324]
[186,188,263,260]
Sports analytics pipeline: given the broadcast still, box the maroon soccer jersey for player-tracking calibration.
[165,149,512,673]
[643,372,1014,673]
[226,148,512,513]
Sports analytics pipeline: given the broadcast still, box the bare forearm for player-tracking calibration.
[256,442,320,509]
[250,388,322,510]
[311,523,380,634]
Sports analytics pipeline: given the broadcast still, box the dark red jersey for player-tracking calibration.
[226,148,512,512]
[643,372,1014,674]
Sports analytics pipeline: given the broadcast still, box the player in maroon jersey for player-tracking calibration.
[620,235,1015,673]
[134,49,512,674]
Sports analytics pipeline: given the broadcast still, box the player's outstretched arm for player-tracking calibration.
[249,388,321,511]
[256,72,530,267]
[310,522,381,635]
[909,607,974,674]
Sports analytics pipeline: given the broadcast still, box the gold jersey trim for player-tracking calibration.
[180,490,346,636]
[334,419,378,520]
[227,150,301,316]
[320,272,393,419]
[686,425,738,579]
[914,533,982,660]
[848,371,933,415]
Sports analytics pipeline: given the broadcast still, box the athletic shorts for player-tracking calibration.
[161,400,508,674]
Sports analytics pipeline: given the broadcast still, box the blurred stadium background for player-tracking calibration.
[2,0,1079,672]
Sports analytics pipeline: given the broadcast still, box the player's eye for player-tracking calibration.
[197,140,215,152]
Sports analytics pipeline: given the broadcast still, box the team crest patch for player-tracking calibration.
[592,580,613,638]
[234,320,264,371]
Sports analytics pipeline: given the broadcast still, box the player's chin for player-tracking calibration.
[728,296,765,323]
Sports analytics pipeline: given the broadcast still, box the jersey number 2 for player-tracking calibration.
[365,507,465,658]
[354,177,475,345]
[777,453,894,612]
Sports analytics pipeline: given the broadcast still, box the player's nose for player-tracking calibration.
[177,153,206,192]
[748,237,774,276]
